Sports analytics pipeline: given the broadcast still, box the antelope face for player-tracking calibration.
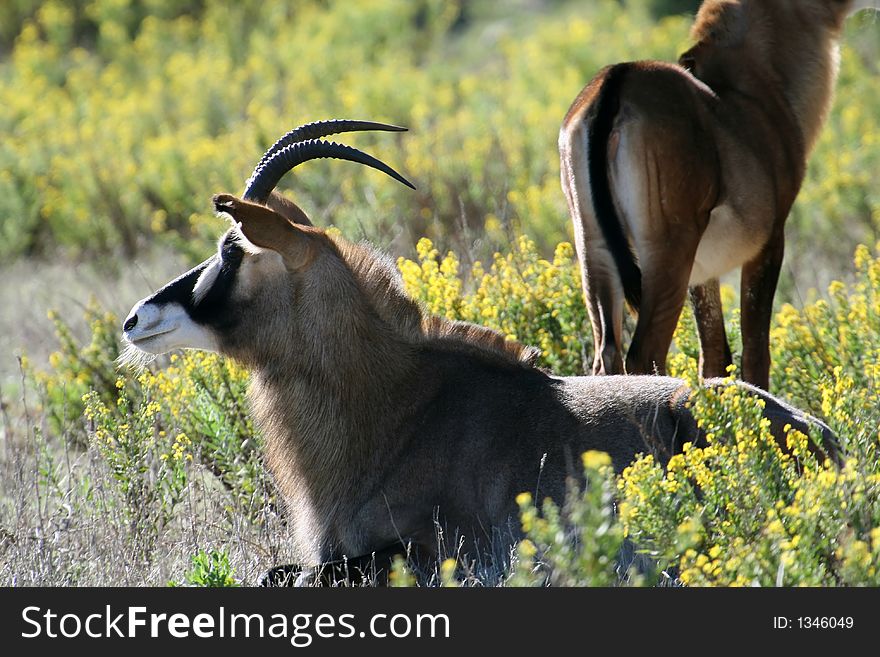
[122,214,300,366]
[122,231,248,360]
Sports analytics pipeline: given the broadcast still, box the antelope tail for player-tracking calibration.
[587,64,641,311]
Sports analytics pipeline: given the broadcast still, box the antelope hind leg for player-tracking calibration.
[559,119,625,375]
[625,243,699,375]
[690,279,732,379]
[580,246,626,375]
[740,231,785,391]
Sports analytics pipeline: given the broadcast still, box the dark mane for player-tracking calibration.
[330,236,541,367]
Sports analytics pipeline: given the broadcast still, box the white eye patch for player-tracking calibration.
[192,257,222,305]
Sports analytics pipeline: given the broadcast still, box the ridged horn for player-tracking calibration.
[254,119,408,171]
[243,139,415,203]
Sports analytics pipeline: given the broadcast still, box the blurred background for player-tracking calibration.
[1,0,878,379]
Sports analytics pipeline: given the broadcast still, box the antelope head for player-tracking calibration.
[120,119,414,368]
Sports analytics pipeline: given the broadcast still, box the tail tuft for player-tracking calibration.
[587,64,642,311]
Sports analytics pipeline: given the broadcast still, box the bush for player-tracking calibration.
[399,240,880,586]
[172,549,240,587]
[29,306,270,526]
[509,451,639,587]
[26,299,129,439]
[398,236,590,374]
[3,0,875,290]
[616,245,880,586]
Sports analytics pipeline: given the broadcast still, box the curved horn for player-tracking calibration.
[254,119,408,171]
[243,139,415,203]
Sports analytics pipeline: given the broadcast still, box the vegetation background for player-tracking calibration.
[1,0,878,586]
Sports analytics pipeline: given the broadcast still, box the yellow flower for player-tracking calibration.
[582,450,612,470]
[518,539,537,559]
[516,492,533,507]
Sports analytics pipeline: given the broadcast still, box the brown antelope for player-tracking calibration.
[121,119,835,585]
[559,0,876,390]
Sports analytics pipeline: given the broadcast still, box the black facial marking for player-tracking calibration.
[149,260,210,307]
[189,238,244,328]
[142,234,244,329]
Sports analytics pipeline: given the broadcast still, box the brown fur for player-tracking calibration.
[559,0,862,390]
[125,188,839,583]
[204,195,836,571]
[334,237,541,364]
[213,196,552,561]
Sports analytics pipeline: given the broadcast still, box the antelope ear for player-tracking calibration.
[212,194,315,270]
[265,190,313,227]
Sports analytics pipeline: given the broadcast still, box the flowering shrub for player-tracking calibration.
[398,237,880,586]
[770,245,880,428]
[138,352,270,510]
[398,236,589,373]
[509,451,637,587]
[2,0,876,281]
[618,377,880,586]
[27,299,131,437]
[83,382,187,530]
[29,306,269,529]
[617,244,880,586]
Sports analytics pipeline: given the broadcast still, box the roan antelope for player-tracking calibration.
[559,0,876,390]
[122,119,836,585]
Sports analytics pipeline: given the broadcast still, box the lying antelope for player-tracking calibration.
[122,119,835,585]
[559,0,876,389]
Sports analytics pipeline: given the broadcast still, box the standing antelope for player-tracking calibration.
[122,119,835,585]
[559,0,876,390]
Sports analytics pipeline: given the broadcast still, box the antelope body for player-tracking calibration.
[559,0,875,389]
[122,120,835,583]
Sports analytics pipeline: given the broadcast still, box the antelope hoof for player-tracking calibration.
[258,563,314,587]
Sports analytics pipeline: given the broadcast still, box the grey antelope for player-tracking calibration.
[122,119,836,585]
[559,0,877,390]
